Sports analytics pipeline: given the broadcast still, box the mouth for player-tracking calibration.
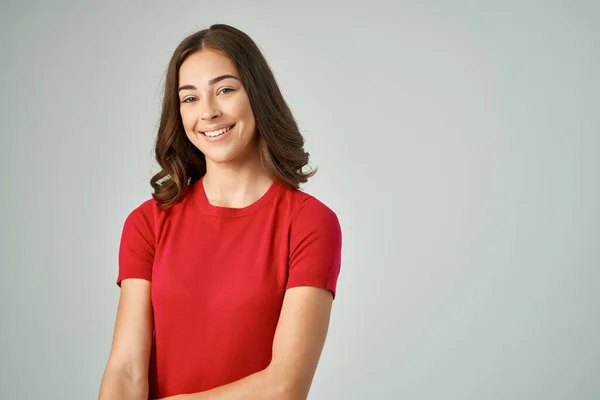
[201,123,236,138]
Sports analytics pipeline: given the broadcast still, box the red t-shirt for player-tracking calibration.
[117,177,342,398]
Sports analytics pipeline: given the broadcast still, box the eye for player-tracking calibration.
[181,96,196,103]
[219,88,234,95]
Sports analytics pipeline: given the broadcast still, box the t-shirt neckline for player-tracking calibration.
[194,177,282,218]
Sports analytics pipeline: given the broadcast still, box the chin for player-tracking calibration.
[204,149,245,165]
[209,145,261,166]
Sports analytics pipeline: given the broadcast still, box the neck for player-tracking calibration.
[202,148,273,208]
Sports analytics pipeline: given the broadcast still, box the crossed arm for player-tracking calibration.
[157,285,333,400]
[99,280,334,400]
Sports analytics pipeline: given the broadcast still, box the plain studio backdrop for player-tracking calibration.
[1,1,598,399]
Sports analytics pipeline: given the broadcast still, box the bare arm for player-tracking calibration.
[99,279,154,400]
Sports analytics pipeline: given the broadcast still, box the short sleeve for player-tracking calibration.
[286,197,342,299]
[116,200,156,287]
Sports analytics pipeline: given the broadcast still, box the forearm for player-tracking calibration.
[160,366,301,400]
[99,369,149,400]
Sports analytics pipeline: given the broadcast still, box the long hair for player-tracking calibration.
[150,24,316,210]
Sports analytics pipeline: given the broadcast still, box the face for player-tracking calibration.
[178,49,258,166]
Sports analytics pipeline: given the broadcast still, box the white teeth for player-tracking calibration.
[204,125,233,137]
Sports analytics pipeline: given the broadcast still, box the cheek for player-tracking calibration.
[180,109,195,131]
[229,96,253,117]
[237,101,256,129]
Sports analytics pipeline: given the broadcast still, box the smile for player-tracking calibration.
[202,124,236,137]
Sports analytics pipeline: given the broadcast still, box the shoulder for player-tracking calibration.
[121,197,163,240]
[122,186,202,239]
[125,197,160,223]
[288,189,340,226]
[284,189,342,242]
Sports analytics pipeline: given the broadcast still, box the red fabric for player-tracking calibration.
[117,178,342,398]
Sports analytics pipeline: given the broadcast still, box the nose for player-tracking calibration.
[200,98,222,121]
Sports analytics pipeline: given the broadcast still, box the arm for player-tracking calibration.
[159,286,334,400]
[99,279,154,400]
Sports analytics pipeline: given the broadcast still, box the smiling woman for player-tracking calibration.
[98,24,342,400]
[150,24,316,210]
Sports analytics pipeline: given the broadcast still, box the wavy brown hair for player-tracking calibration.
[150,24,316,210]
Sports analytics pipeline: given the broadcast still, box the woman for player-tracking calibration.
[99,24,342,400]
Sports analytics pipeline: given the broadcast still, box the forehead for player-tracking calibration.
[178,49,239,83]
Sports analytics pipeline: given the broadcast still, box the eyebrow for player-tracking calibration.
[178,74,240,92]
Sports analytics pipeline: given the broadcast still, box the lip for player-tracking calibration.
[201,123,236,134]
[201,123,235,142]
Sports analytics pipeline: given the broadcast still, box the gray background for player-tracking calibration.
[1,0,599,399]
